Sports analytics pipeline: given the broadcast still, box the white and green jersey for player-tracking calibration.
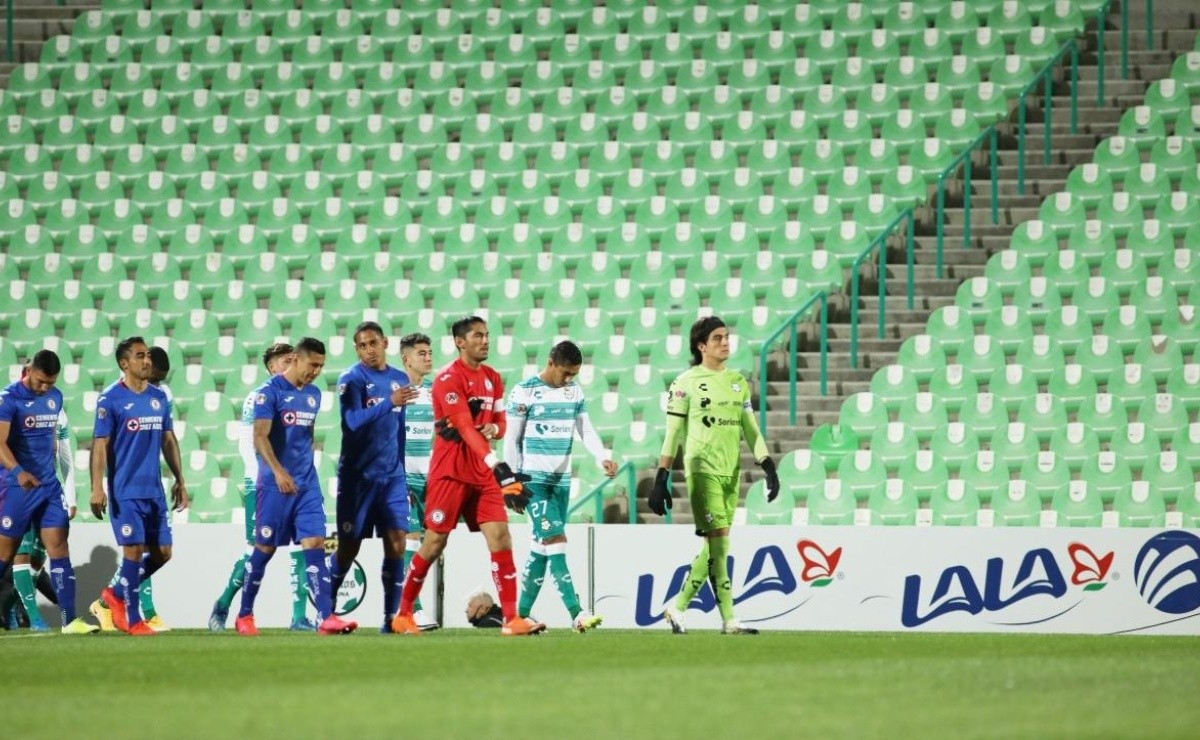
[504,376,610,486]
[239,389,258,484]
[404,377,434,487]
[55,410,76,509]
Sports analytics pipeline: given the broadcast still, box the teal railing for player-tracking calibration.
[934,127,999,278]
[756,290,828,435]
[1017,38,1080,194]
[567,461,640,524]
[5,0,11,63]
[848,208,915,369]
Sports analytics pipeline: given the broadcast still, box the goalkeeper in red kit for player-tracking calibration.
[390,316,546,636]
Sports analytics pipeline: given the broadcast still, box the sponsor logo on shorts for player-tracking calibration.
[491,561,499,572]
[1,516,12,530]
[121,524,133,537]
[260,525,273,539]
[540,520,550,531]
[341,521,352,533]
[430,509,446,525]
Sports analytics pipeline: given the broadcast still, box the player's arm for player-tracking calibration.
[0,394,39,490]
[56,411,77,516]
[501,386,527,472]
[575,410,616,477]
[651,379,689,515]
[338,373,397,431]
[89,395,115,518]
[739,384,779,502]
[253,417,296,494]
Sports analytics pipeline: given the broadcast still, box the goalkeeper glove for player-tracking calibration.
[649,468,673,516]
[434,418,461,442]
[493,462,531,514]
[759,457,780,503]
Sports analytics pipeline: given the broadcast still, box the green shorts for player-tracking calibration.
[17,527,45,559]
[526,480,570,541]
[407,475,426,534]
[688,473,740,535]
[242,483,256,544]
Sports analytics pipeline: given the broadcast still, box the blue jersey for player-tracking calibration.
[0,380,63,484]
[337,363,409,481]
[253,374,320,491]
[94,380,173,501]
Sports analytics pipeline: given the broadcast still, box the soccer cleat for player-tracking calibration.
[208,602,229,632]
[501,616,547,636]
[127,621,157,636]
[317,615,358,635]
[61,618,101,635]
[413,608,440,632]
[89,599,116,631]
[28,620,50,632]
[572,610,603,633]
[235,615,259,636]
[289,618,317,632]
[145,615,171,632]
[389,613,422,635]
[721,619,760,635]
[100,588,129,633]
[663,605,687,635]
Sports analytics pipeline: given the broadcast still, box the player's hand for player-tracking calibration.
[390,385,420,407]
[90,488,107,520]
[435,418,461,442]
[493,462,531,514]
[16,470,40,490]
[275,468,297,495]
[759,457,781,503]
[68,506,77,521]
[649,468,673,516]
[477,423,499,441]
[172,479,190,511]
[601,459,618,478]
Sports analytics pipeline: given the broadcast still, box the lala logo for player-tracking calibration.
[1068,542,1113,592]
[797,540,842,588]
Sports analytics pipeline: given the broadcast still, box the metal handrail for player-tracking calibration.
[756,290,827,434]
[567,461,637,525]
[935,126,999,278]
[5,0,12,63]
[1017,38,1080,194]
[849,208,914,369]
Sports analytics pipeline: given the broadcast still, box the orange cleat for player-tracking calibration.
[101,588,129,633]
[127,621,157,636]
[388,613,422,635]
[502,616,547,636]
[317,615,358,635]
[235,615,259,636]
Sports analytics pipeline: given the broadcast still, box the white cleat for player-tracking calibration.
[663,605,687,634]
[572,610,603,633]
[721,619,760,635]
[413,608,440,632]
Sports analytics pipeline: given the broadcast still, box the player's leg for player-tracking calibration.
[12,529,48,630]
[287,549,314,630]
[393,477,459,632]
[517,483,551,618]
[330,476,366,595]
[104,499,152,633]
[137,498,174,631]
[662,474,723,634]
[543,485,601,632]
[378,477,410,632]
[295,486,355,635]
[475,485,545,636]
[703,475,755,634]
[40,517,98,634]
[210,486,257,630]
[405,481,430,617]
[238,487,289,634]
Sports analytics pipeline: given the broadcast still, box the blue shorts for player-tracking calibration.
[407,475,426,533]
[255,484,327,547]
[337,475,410,540]
[109,496,173,547]
[0,479,69,540]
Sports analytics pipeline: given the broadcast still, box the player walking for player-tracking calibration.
[390,316,544,636]
[330,322,419,632]
[650,317,780,635]
[505,340,615,632]
[235,338,356,636]
[209,343,314,631]
[398,333,439,631]
[91,338,188,636]
[0,350,98,634]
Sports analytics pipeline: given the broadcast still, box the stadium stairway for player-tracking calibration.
[0,0,96,78]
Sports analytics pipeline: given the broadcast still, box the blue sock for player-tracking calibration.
[382,558,402,625]
[238,549,274,619]
[48,557,77,624]
[120,558,142,625]
[304,548,332,622]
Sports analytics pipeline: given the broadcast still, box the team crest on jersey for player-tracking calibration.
[563,387,576,400]
[260,526,273,539]
[731,383,742,393]
[150,398,161,410]
[430,509,446,525]
[47,398,57,410]
[484,379,493,391]
[337,384,346,395]
[97,407,107,420]
[391,381,402,391]
[126,419,141,432]
[306,396,317,408]
[121,524,133,537]
[256,393,267,404]
[515,404,527,415]
[445,392,459,404]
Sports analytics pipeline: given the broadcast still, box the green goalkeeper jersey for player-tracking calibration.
[660,365,770,478]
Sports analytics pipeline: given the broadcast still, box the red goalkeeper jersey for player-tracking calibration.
[428,358,506,486]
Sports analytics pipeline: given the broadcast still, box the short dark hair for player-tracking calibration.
[30,349,61,376]
[548,340,583,367]
[148,345,170,375]
[353,321,385,344]
[295,337,326,355]
[689,316,727,366]
[451,316,486,340]
[400,333,431,351]
[115,336,146,367]
[261,342,294,370]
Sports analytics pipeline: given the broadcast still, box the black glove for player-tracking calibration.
[759,457,780,503]
[494,462,532,514]
[649,468,673,516]
[434,418,461,442]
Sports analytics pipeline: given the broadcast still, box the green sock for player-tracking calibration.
[546,545,581,619]
[673,542,711,612]
[518,547,548,618]
[708,536,734,622]
[139,578,157,620]
[13,565,46,628]
[216,552,248,611]
[403,546,423,613]
[289,551,308,624]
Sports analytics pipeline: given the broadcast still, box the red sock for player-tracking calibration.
[399,553,430,616]
[491,550,517,622]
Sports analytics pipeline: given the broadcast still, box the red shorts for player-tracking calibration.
[424,476,506,534]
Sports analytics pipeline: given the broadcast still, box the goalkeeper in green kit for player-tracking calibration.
[650,317,780,635]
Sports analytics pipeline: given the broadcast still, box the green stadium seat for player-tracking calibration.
[1117,106,1167,150]
[1046,363,1098,414]
[1106,362,1158,416]
[837,450,888,503]
[897,392,950,443]
[1109,422,1159,475]
[1111,482,1166,527]
[956,450,1008,504]
[1020,450,1072,504]
[804,479,856,526]
[838,392,889,440]
[896,335,947,385]
[1137,392,1190,441]
[870,422,920,473]
[1142,451,1194,507]
[1050,480,1103,527]
[868,479,918,526]
[990,480,1042,527]
[989,419,1040,471]
[930,479,981,526]
[1076,450,1133,505]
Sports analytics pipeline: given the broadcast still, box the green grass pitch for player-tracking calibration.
[5,629,1199,738]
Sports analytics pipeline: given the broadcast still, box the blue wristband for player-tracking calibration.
[10,465,23,477]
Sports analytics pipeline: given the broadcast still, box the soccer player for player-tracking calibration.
[92,338,188,636]
[209,343,314,632]
[398,332,438,630]
[650,317,780,635]
[0,350,97,634]
[505,340,615,632]
[330,321,419,632]
[389,316,544,637]
[236,337,356,636]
